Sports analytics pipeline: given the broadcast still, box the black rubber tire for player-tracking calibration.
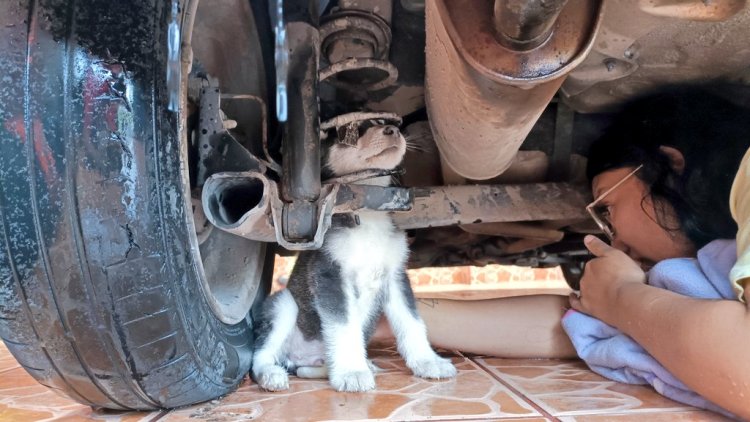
[0,0,272,410]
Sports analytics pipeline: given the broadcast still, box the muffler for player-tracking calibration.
[425,0,603,181]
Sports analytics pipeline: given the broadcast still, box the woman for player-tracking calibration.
[568,89,750,418]
[409,87,750,417]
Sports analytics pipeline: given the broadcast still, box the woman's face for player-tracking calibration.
[590,167,696,269]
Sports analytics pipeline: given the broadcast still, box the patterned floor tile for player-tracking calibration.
[0,368,159,421]
[0,323,733,421]
[161,355,539,421]
[0,344,164,422]
[0,347,21,373]
[558,411,732,421]
[474,357,730,419]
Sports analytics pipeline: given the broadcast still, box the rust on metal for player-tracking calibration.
[320,11,391,62]
[391,183,591,230]
[424,0,603,181]
[220,93,280,172]
[562,1,750,112]
[493,0,571,51]
[460,221,565,241]
[319,58,399,91]
[639,0,744,21]
[320,111,402,132]
[437,0,603,82]
[203,170,591,250]
[319,4,398,92]
[333,184,412,213]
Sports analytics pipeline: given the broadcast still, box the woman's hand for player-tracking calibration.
[569,235,647,325]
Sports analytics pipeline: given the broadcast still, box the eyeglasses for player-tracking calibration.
[586,164,643,241]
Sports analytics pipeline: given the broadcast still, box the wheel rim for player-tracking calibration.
[179,0,270,325]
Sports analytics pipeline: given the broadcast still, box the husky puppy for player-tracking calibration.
[251,123,457,392]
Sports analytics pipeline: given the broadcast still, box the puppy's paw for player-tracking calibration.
[254,365,290,391]
[329,370,376,392]
[367,359,383,374]
[409,356,457,379]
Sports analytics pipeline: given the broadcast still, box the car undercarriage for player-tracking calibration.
[195,0,750,278]
[2,0,750,410]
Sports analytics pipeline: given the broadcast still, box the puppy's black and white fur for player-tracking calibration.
[251,124,456,392]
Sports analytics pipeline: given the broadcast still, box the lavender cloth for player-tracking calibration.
[561,239,738,418]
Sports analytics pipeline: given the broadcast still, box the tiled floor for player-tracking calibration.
[0,341,731,421]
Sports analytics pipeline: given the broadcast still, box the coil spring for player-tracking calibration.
[319,10,399,92]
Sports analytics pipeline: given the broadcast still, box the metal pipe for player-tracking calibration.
[203,173,590,245]
[391,183,590,230]
[203,172,413,248]
[494,0,570,50]
[202,172,277,243]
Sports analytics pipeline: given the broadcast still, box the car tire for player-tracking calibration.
[0,0,272,410]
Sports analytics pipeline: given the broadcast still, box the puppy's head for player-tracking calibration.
[326,123,406,176]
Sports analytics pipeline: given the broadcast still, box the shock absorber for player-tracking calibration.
[279,0,322,243]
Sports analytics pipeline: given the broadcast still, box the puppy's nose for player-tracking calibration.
[383,126,398,136]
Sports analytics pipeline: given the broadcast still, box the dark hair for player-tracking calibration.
[586,85,750,248]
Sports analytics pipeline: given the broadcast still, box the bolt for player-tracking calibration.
[604,58,617,72]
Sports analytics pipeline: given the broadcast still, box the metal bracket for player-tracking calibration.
[333,184,412,213]
[196,85,265,186]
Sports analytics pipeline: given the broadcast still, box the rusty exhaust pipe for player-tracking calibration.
[202,172,278,243]
[425,0,603,181]
[494,0,570,51]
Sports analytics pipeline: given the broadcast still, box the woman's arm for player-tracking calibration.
[373,294,577,359]
[571,235,750,419]
[417,295,577,359]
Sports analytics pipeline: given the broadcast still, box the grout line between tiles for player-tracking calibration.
[471,357,560,422]
[146,410,171,421]
[411,418,555,422]
[554,407,725,419]
[0,364,21,375]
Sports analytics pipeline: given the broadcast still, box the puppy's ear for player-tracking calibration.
[659,145,686,175]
